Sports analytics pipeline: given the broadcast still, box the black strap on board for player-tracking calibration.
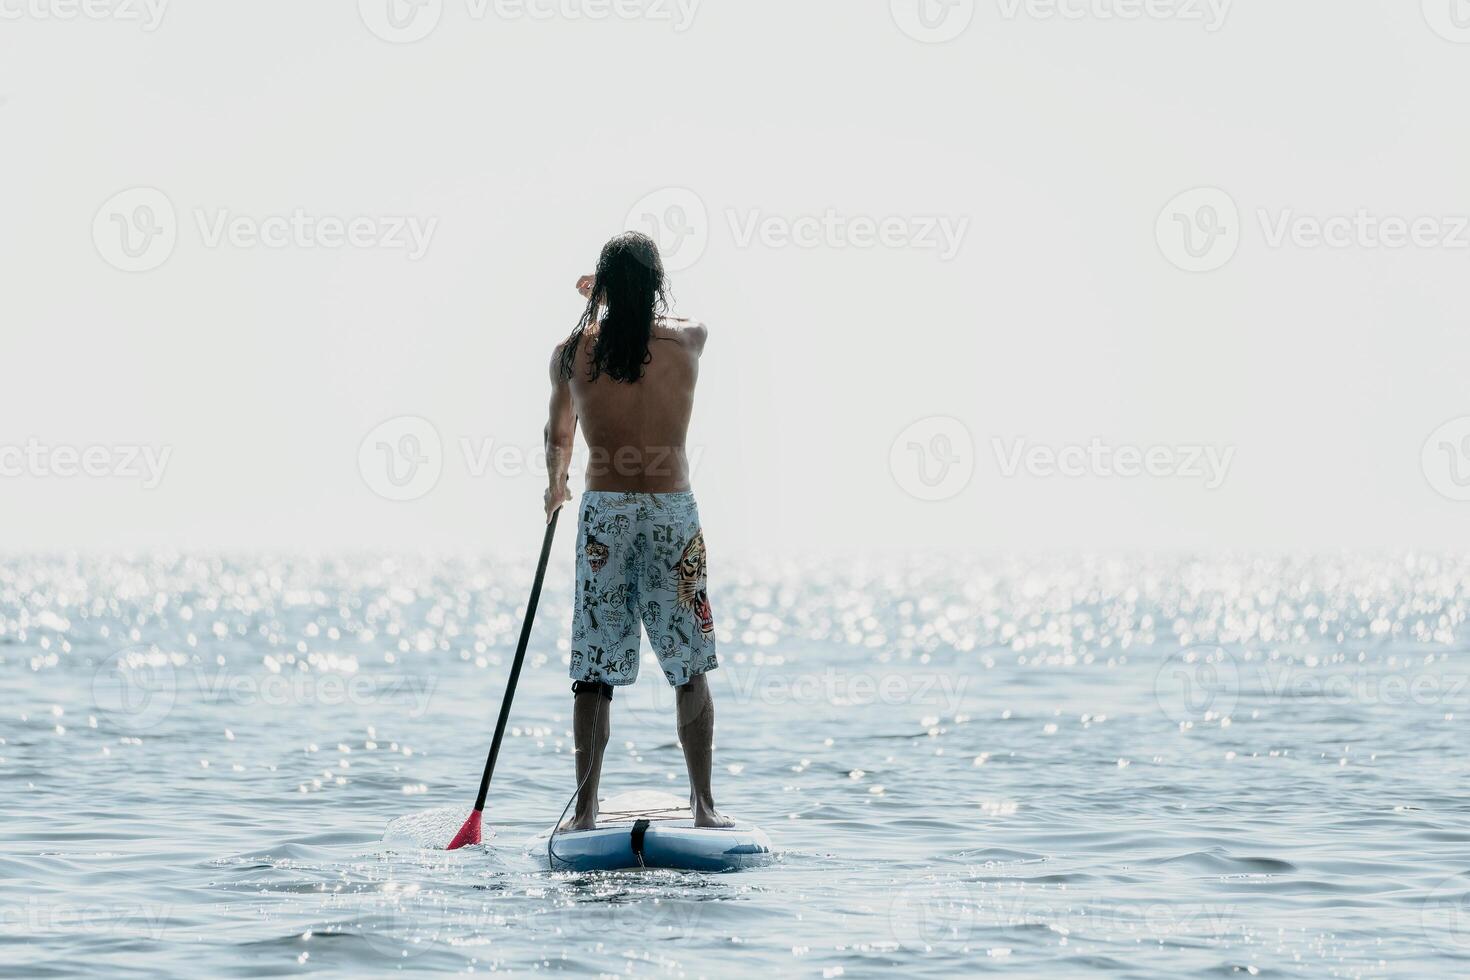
[631,818,651,867]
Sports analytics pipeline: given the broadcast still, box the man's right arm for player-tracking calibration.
[544,345,577,523]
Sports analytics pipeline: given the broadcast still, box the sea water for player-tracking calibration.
[3,552,1469,977]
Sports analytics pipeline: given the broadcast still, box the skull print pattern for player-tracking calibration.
[570,491,718,688]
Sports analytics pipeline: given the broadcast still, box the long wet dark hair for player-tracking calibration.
[558,232,670,383]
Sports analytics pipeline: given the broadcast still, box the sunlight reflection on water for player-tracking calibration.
[3,552,1469,977]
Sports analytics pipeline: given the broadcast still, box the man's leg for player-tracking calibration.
[675,673,734,828]
[563,684,610,831]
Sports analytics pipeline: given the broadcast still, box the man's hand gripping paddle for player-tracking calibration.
[446,509,560,849]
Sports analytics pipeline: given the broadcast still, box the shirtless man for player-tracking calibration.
[543,231,732,831]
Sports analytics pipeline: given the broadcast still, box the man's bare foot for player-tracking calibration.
[558,811,597,832]
[691,796,735,829]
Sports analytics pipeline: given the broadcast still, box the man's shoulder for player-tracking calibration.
[657,317,709,353]
[549,337,575,379]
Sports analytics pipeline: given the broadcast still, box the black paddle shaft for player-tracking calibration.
[473,508,560,813]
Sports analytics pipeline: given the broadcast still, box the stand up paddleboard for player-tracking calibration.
[527,790,773,872]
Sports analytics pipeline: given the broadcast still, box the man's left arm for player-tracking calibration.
[544,346,577,523]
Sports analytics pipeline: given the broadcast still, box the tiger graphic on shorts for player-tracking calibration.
[675,530,715,635]
[584,534,609,574]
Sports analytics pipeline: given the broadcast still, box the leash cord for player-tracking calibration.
[547,693,605,871]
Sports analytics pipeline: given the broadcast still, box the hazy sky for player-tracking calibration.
[3,0,1469,557]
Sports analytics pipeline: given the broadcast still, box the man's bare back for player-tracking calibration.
[547,316,708,498]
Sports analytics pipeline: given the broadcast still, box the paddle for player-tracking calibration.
[446,508,560,849]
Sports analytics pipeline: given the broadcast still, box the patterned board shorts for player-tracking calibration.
[569,490,718,688]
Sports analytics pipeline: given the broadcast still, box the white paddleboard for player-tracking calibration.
[526,789,773,872]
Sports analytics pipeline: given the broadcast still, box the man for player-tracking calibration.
[543,231,732,831]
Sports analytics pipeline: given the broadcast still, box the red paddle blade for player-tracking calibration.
[445,810,482,850]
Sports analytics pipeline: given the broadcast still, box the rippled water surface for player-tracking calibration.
[5,552,1470,978]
